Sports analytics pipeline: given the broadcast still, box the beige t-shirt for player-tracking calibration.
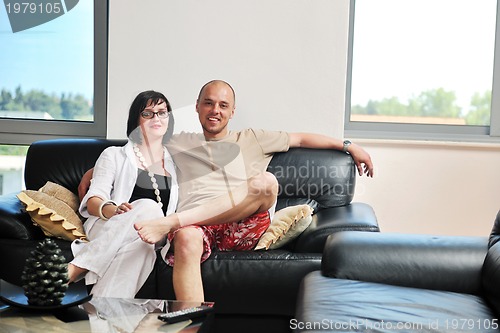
[167,129,289,212]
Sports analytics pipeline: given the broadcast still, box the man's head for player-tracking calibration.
[196,80,236,140]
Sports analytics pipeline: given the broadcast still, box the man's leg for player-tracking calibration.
[135,172,278,244]
[171,227,205,301]
[214,211,271,251]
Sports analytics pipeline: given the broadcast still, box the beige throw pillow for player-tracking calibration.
[39,181,80,211]
[255,204,313,250]
[17,182,86,241]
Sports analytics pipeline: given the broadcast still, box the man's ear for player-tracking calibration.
[230,106,235,119]
[195,100,199,114]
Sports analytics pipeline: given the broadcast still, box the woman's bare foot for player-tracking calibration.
[134,215,180,244]
[68,263,88,283]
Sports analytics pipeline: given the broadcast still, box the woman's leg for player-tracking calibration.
[70,199,164,297]
[68,264,87,283]
[89,236,157,297]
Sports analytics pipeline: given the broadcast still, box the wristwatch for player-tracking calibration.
[342,140,352,153]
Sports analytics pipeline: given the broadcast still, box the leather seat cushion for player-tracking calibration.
[139,250,322,316]
[295,271,498,333]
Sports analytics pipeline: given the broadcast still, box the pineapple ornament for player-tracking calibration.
[21,238,69,306]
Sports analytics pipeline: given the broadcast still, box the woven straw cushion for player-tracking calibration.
[17,182,86,241]
[39,181,80,211]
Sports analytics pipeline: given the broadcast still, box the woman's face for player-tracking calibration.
[138,100,169,142]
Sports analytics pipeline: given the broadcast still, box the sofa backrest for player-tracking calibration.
[482,242,500,318]
[25,139,126,194]
[25,140,356,212]
[482,210,500,317]
[488,210,500,248]
[268,148,355,212]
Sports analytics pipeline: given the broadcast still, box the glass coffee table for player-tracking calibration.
[0,280,214,333]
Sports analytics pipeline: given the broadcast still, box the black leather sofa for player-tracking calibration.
[295,212,500,333]
[0,138,379,333]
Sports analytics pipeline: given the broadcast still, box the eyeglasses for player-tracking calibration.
[140,110,170,119]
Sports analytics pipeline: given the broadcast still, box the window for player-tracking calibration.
[0,0,107,145]
[0,1,107,194]
[345,0,500,142]
[0,145,26,194]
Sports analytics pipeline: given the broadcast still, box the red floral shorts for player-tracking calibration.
[166,211,270,266]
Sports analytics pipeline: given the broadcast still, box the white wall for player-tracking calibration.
[354,140,500,237]
[107,0,348,139]
[108,0,500,237]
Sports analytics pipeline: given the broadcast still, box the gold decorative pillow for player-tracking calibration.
[255,204,313,250]
[17,182,86,241]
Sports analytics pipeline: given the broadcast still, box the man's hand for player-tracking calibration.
[78,168,94,202]
[347,143,374,177]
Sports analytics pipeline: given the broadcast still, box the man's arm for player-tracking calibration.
[78,168,94,202]
[288,132,374,177]
[78,167,132,216]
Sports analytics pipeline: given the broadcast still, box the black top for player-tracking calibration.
[129,169,171,215]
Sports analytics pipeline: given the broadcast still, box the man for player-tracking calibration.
[80,80,373,302]
[133,80,373,301]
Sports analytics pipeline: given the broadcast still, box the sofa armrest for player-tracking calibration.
[322,231,488,294]
[293,202,379,253]
[0,192,44,240]
[482,242,500,317]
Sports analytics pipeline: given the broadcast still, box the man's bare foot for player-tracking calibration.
[134,215,179,244]
[68,263,88,283]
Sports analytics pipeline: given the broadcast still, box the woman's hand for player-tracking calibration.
[101,202,132,220]
[88,197,133,220]
[115,202,133,215]
[78,168,94,201]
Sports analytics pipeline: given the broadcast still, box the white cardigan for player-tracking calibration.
[79,140,179,234]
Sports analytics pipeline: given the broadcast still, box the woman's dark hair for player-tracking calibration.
[126,90,174,144]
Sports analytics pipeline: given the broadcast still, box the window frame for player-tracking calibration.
[344,0,500,143]
[0,0,108,145]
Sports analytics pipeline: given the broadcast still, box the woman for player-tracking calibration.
[68,90,178,298]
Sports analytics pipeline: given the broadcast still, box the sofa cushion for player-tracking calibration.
[321,231,488,294]
[296,271,498,333]
[292,203,379,253]
[255,204,313,250]
[142,250,322,317]
[38,181,80,211]
[17,189,86,241]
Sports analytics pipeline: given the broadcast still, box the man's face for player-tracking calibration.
[196,82,235,139]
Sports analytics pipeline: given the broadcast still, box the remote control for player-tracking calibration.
[158,305,214,324]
